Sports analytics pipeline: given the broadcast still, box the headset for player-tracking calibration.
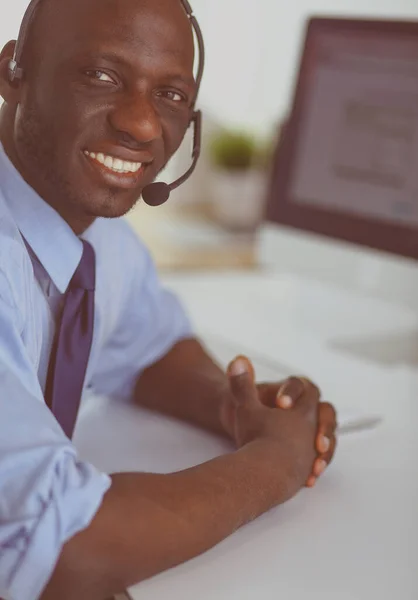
[8,0,205,207]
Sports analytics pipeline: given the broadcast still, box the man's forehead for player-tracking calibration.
[34,0,194,66]
[38,0,190,28]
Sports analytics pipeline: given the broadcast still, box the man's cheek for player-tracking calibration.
[167,118,192,156]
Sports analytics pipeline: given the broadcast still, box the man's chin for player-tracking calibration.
[87,193,142,220]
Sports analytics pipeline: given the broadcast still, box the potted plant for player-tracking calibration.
[208,129,271,231]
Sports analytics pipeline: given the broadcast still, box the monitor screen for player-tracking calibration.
[266,17,418,260]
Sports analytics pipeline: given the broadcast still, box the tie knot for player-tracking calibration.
[71,240,96,291]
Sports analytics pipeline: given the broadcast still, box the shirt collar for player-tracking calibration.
[0,143,83,293]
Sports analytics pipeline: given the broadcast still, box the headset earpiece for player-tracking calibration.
[8,60,20,83]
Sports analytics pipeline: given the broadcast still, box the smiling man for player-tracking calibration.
[0,1,337,599]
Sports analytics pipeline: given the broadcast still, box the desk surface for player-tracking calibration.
[125,202,258,271]
[74,372,417,600]
[74,271,418,600]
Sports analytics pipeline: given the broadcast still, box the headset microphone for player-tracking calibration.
[142,109,202,206]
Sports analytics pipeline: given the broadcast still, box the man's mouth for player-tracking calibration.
[83,150,143,176]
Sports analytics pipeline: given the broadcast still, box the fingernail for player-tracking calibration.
[277,394,293,409]
[314,459,327,477]
[228,357,249,377]
[318,436,331,453]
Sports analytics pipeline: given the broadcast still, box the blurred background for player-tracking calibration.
[128,0,418,275]
[136,0,418,275]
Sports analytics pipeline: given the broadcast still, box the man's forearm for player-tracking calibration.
[134,338,231,436]
[41,441,297,600]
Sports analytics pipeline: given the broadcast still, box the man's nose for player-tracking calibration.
[108,92,162,146]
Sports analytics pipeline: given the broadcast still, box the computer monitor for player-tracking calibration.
[266,17,418,260]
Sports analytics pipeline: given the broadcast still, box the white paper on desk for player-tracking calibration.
[337,409,383,434]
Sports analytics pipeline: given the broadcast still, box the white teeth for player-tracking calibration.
[85,151,143,174]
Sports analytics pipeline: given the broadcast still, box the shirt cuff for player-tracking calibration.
[1,460,111,600]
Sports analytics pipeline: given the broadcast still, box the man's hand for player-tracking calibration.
[226,356,320,497]
[221,357,337,488]
[257,376,338,487]
[136,338,337,484]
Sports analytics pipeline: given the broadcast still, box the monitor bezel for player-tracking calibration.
[265,16,418,260]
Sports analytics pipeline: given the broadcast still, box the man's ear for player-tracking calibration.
[0,41,20,105]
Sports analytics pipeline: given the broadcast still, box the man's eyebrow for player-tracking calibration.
[165,74,197,89]
[90,51,130,67]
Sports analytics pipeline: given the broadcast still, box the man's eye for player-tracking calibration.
[160,90,186,103]
[85,70,115,84]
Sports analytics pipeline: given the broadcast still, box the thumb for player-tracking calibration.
[227,356,259,407]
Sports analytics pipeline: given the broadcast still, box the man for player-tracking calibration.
[0,0,337,598]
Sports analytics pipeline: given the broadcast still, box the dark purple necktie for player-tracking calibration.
[45,240,96,439]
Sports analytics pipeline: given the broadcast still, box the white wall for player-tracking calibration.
[192,0,418,132]
[0,2,27,48]
[3,1,418,132]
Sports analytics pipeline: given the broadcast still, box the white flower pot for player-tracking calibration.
[211,168,267,231]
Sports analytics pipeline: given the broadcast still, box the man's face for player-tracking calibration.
[1,0,196,229]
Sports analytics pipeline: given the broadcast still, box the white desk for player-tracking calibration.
[74,270,418,600]
[74,369,417,600]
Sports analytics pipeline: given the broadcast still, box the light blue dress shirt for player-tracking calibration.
[0,144,192,600]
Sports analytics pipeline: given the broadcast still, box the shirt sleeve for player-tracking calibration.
[89,234,193,401]
[0,271,111,600]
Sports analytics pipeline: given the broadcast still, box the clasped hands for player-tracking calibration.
[221,356,337,488]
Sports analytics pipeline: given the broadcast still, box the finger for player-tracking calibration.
[291,377,320,417]
[313,458,328,477]
[257,382,285,408]
[306,475,316,488]
[277,394,293,409]
[316,402,337,454]
[275,377,306,409]
[227,356,259,408]
[316,433,331,454]
[319,402,337,430]
[317,435,337,468]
